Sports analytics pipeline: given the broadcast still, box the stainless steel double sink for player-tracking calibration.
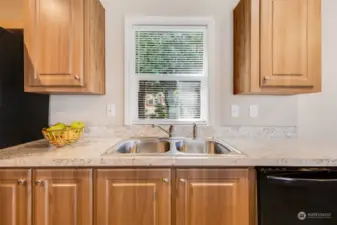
[103,137,243,156]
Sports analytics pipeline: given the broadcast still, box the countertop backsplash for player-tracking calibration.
[84,125,297,139]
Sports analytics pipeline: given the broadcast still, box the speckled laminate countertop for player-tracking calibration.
[0,136,337,167]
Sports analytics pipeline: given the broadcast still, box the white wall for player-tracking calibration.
[298,0,337,138]
[50,0,298,127]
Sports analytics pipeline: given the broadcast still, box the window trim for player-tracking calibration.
[124,16,215,125]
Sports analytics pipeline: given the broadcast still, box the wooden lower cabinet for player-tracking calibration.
[0,168,255,225]
[95,169,171,225]
[0,169,31,225]
[33,169,92,225]
[176,169,255,225]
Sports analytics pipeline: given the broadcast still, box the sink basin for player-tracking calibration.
[112,137,171,154]
[103,137,243,156]
[175,138,239,155]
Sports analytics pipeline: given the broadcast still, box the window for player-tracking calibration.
[125,17,213,125]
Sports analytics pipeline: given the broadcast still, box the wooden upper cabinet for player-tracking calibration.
[234,0,321,94]
[0,169,31,225]
[33,169,92,225]
[0,0,24,29]
[176,169,256,225]
[24,0,105,94]
[26,0,84,87]
[95,169,171,225]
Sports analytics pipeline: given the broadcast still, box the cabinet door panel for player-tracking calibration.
[95,169,171,225]
[272,0,307,76]
[33,169,92,225]
[109,182,157,225]
[25,0,84,87]
[0,169,31,225]
[188,181,239,225]
[260,0,320,87]
[176,169,253,225]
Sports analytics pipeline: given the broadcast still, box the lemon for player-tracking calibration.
[70,121,84,129]
[47,123,66,131]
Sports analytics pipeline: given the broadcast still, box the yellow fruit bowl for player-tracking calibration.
[42,127,84,148]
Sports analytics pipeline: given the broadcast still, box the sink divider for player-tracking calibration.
[168,140,183,155]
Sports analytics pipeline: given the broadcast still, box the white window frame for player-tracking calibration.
[124,16,214,125]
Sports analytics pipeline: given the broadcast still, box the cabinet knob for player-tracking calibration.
[264,76,270,80]
[162,178,169,183]
[74,75,80,80]
[180,178,186,183]
[34,180,44,186]
[17,178,27,185]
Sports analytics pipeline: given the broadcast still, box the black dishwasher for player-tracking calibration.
[258,168,337,225]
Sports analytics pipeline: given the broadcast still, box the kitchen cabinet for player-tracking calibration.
[0,167,255,225]
[0,0,23,29]
[0,169,31,225]
[33,169,92,225]
[176,169,255,225]
[234,0,321,94]
[24,0,105,94]
[95,169,171,225]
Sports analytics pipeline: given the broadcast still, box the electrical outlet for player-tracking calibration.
[107,104,116,117]
[250,105,259,118]
[231,105,239,118]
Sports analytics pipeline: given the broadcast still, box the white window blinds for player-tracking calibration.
[126,20,210,125]
[138,80,201,120]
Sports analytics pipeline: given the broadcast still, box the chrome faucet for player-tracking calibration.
[152,124,174,137]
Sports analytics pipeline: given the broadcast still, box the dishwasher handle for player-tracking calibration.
[267,174,337,186]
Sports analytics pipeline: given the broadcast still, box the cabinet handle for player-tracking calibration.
[74,75,80,80]
[17,178,27,185]
[162,178,169,183]
[180,178,186,183]
[34,180,44,186]
[264,76,270,80]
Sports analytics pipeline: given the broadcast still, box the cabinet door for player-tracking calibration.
[25,0,84,87]
[95,169,171,225]
[0,0,23,29]
[260,0,321,87]
[176,169,255,225]
[0,169,31,225]
[33,169,92,225]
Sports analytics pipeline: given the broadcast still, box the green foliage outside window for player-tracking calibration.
[136,30,204,120]
[135,31,204,74]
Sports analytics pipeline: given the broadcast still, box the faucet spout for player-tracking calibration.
[152,125,174,137]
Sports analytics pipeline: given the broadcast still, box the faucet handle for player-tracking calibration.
[192,123,197,139]
[168,125,174,138]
